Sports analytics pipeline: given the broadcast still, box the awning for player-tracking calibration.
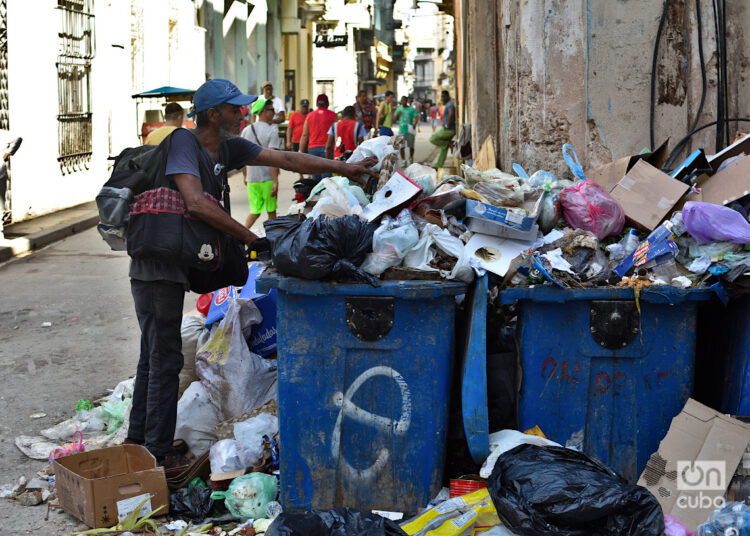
[131,86,196,100]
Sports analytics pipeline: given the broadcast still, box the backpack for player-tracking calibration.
[96,143,166,250]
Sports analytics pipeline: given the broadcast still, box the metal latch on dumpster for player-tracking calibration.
[589,300,640,349]
[345,297,395,341]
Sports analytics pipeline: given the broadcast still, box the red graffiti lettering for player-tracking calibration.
[643,374,652,390]
[657,371,670,387]
[595,372,610,393]
[542,358,557,379]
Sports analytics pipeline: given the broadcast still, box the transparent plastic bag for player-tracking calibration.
[233,413,279,466]
[461,165,517,189]
[308,179,365,220]
[403,223,473,283]
[559,180,625,239]
[211,473,279,520]
[474,179,526,207]
[209,439,258,474]
[404,163,438,196]
[361,209,420,276]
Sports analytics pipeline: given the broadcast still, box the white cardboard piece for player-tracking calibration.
[464,233,534,277]
[363,171,422,222]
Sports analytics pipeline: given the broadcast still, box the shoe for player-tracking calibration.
[158,454,191,471]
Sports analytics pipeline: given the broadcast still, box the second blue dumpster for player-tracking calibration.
[257,277,466,513]
[501,286,712,482]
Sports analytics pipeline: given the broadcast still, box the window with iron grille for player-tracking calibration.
[56,0,95,174]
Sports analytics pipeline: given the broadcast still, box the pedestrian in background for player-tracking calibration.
[395,95,419,165]
[286,99,310,153]
[377,90,395,136]
[300,94,337,181]
[260,81,286,124]
[354,89,376,134]
[429,90,457,168]
[429,100,439,131]
[241,99,280,229]
[145,102,184,145]
[326,105,366,160]
[0,132,21,240]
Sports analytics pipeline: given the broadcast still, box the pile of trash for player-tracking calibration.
[260,135,750,294]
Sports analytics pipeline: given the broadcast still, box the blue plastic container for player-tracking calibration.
[501,286,712,482]
[722,295,750,415]
[257,276,466,512]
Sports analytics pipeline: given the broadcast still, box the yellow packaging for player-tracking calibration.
[523,425,547,439]
[402,489,490,535]
[402,489,499,536]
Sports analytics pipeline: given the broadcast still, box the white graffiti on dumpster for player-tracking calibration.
[331,366,412,484]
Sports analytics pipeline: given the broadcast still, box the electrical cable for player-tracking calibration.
[721,0,730,145]
[665,118,750,170]
[690,0,707,134]
[650,0,671,151]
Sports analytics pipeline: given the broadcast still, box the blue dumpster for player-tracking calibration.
[257,277,466,512]
[722,294,750,415]
[501,286,712,482]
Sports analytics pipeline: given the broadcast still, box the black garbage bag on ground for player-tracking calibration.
[267,508,408,536]
[169,486,214,522]
[264,214,379,285]
[487,444,664,536]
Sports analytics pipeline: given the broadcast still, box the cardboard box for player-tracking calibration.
[637,399,750,531]
[588,140,670,192]
[700,153,750,206]
[53,445,169,528]
[465,217,540,241]
[610,160,689,231]
[465,193,543,233]
[708,133,750,172]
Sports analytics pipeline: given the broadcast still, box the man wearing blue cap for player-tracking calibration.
[126,79,377,468]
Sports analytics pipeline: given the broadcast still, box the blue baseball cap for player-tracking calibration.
[188,79,258,117]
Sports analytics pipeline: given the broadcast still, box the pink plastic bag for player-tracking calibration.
[664,514,695,536]
[559,180,625,239]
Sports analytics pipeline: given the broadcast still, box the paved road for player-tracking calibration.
[0,126,439,533]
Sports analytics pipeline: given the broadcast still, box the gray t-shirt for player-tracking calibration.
[442,101,456,130]
[241,122,280,183]
[129,128,262,288]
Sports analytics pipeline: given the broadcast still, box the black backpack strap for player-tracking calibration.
[218,140,231,215]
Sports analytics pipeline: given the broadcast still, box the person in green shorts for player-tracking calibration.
[394,95,419,165]
[429,90,457,168]
[240,99,280,229]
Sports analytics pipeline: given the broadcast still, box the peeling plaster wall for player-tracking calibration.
[471,0,750,177]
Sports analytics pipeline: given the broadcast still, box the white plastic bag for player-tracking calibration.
[174,381,220,457]
[346,136,399,172]
[308,178,365,220]
[403,224,473,282]
[233,413,278,466]
[361,209,420,275]
[196,299,277,421]
[180,315,211,398]
[479,429,561,479]
[404,163,438,196]
[209,439,258,474]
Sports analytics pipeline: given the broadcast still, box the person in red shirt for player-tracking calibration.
[300,94,337,181]
[286,98,310,153]
[325,106,367,160]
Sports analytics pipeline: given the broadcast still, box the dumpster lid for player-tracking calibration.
[257,276,467,298]
[500,286,714,305]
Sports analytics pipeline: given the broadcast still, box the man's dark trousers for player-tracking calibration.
[128,279,185,457]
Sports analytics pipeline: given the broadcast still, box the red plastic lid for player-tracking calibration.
[196,292,214,316]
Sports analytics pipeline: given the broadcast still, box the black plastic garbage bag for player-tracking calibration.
[266,508,407,536]
[487,444,664,536]
[169,486,214,522]
[264,214,379,285]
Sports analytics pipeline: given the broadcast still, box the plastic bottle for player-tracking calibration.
[621,229,640,257]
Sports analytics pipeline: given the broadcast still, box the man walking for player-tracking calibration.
[325,106,366,160]
[299,94,337,181]
[260,81,286,124]
[354,90,376,134]
[394,96,419,165]
[241,99,280,229]
[286,98,309,153]
[145,103,184,145]
[125,79,377,467]
[377,91,395,136]
[429,90,457,168]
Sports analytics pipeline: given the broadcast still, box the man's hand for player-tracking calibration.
[271,180,279,198]
[341,156,378,186]
[286,140,292,150]
[243,229,260,246]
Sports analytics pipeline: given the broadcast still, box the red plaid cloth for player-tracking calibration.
[130,187,220,216]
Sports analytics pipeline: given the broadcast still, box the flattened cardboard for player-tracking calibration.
[708,133,750,172]
[637,399,750,531]
[700,153,750,206]
[53,445,169,528]
[588,140,670,192]
[610,160,689,231]
[363,171,422,222]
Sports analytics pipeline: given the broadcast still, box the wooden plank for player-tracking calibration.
[473,135,496,172]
